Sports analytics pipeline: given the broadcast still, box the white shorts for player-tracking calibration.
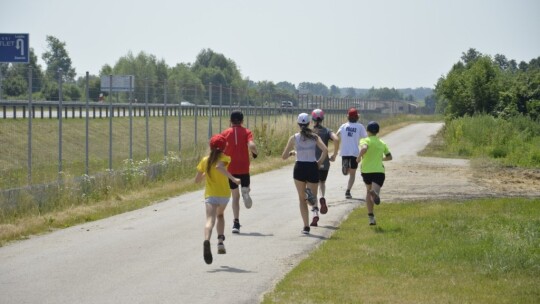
[205,197,230,205]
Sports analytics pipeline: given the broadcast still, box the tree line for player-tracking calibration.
[0,35,431,105]
[435,48,540,121]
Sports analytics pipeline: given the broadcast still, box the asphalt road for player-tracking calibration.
[0,123,443,304]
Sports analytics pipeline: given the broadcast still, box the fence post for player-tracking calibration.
[27,66,33,185]
[178,85,182,151]
[145,77,150,160]
[208,82,212,139]
[219,84,222,132]
[85,72,89,175]
[164,81,168,157]
[193,85,198,147]
[58,68,63,177]
[108,75,113,170]
[129,76,133,160]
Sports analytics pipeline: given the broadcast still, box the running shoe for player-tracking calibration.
[345,190,352,199]
[217,242,226,254]
[305,188,316,206]
[232,220,241,234]
[369,215,377,226]
[241,187,253,209]
[302,226,310,234]
[370,190,381,205]
[203,240,213,264]
[319,197,328,214]
[342,158,350,175]
[310,216,319,227]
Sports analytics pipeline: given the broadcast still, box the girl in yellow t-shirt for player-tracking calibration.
[195,134,240,265]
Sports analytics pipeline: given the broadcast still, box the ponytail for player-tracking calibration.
[298,124,316,140]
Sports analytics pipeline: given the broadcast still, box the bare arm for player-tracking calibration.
[281,136,296,160]
[330,131,339,161]
[248,140,258,158]
[315,136,328,167]
[216,161,241,185]
[357,144,368,163]
[383,153,392,161]
[195,171,205,183]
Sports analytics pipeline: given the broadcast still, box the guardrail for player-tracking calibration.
[0,99,415,119]
[0,100,289,119]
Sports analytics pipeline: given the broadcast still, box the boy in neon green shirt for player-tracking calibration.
[356,121,392,225]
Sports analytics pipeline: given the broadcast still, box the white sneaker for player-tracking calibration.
[217,242,226,254]
[369,215,377,226]
[241,187,252,209]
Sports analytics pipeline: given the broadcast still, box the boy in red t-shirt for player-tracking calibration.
[221,110,258,233]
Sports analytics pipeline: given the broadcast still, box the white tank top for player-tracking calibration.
[294,133,317,162]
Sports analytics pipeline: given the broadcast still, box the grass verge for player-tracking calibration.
[262,198,540,304]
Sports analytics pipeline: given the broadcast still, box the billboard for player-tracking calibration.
[100,75,135,92]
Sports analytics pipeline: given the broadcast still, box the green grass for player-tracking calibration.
[426,115,540,167]
[262,198,540,304]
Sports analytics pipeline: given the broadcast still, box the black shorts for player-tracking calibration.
[318,170,329,182]
[294,162,319,183]
[229,174,250,189]
[343,156,359,169]
[361,173,385,187]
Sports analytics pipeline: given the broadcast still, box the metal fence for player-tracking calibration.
[0,69,416,193]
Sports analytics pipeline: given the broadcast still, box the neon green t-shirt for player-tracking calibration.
[197,154,232,198]
[359,136,390,173]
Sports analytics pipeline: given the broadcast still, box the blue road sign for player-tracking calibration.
[0,33,30,63]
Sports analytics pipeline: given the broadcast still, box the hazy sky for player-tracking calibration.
[1,0,539,89]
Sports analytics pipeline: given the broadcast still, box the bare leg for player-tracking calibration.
[347,168,357,191]
[231,187,240,220]
[365,184,374,214]
[205,203,217,241]
[294,179,309,227]
[216,204,228,236]
[319,180,326,198]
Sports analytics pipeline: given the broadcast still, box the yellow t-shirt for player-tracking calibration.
[197,154,232,198]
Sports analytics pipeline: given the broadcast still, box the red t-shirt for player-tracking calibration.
[221,125,253,174]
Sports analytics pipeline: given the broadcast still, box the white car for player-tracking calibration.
[281,101,293,108]
[180,101,196,106]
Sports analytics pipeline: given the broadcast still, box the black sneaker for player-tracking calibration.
[342,158,350,175]
[302,226,310,234]
[305,188,316,206]
[345,190,352,199]
[203,240,213,264]
[232,220,240,234]
[370,190,381,205]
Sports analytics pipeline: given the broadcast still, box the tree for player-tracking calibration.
[461,48,482,66]
[329,85,341,97]
[1,49,45,97]
[276,81,296,94]
[494,54,509,70]
[298,82,329,96]
[191,48,243,87]
[169,63,203,103]
[42,35,76,82]
[345,87,356,98]
[110,51,169,103]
